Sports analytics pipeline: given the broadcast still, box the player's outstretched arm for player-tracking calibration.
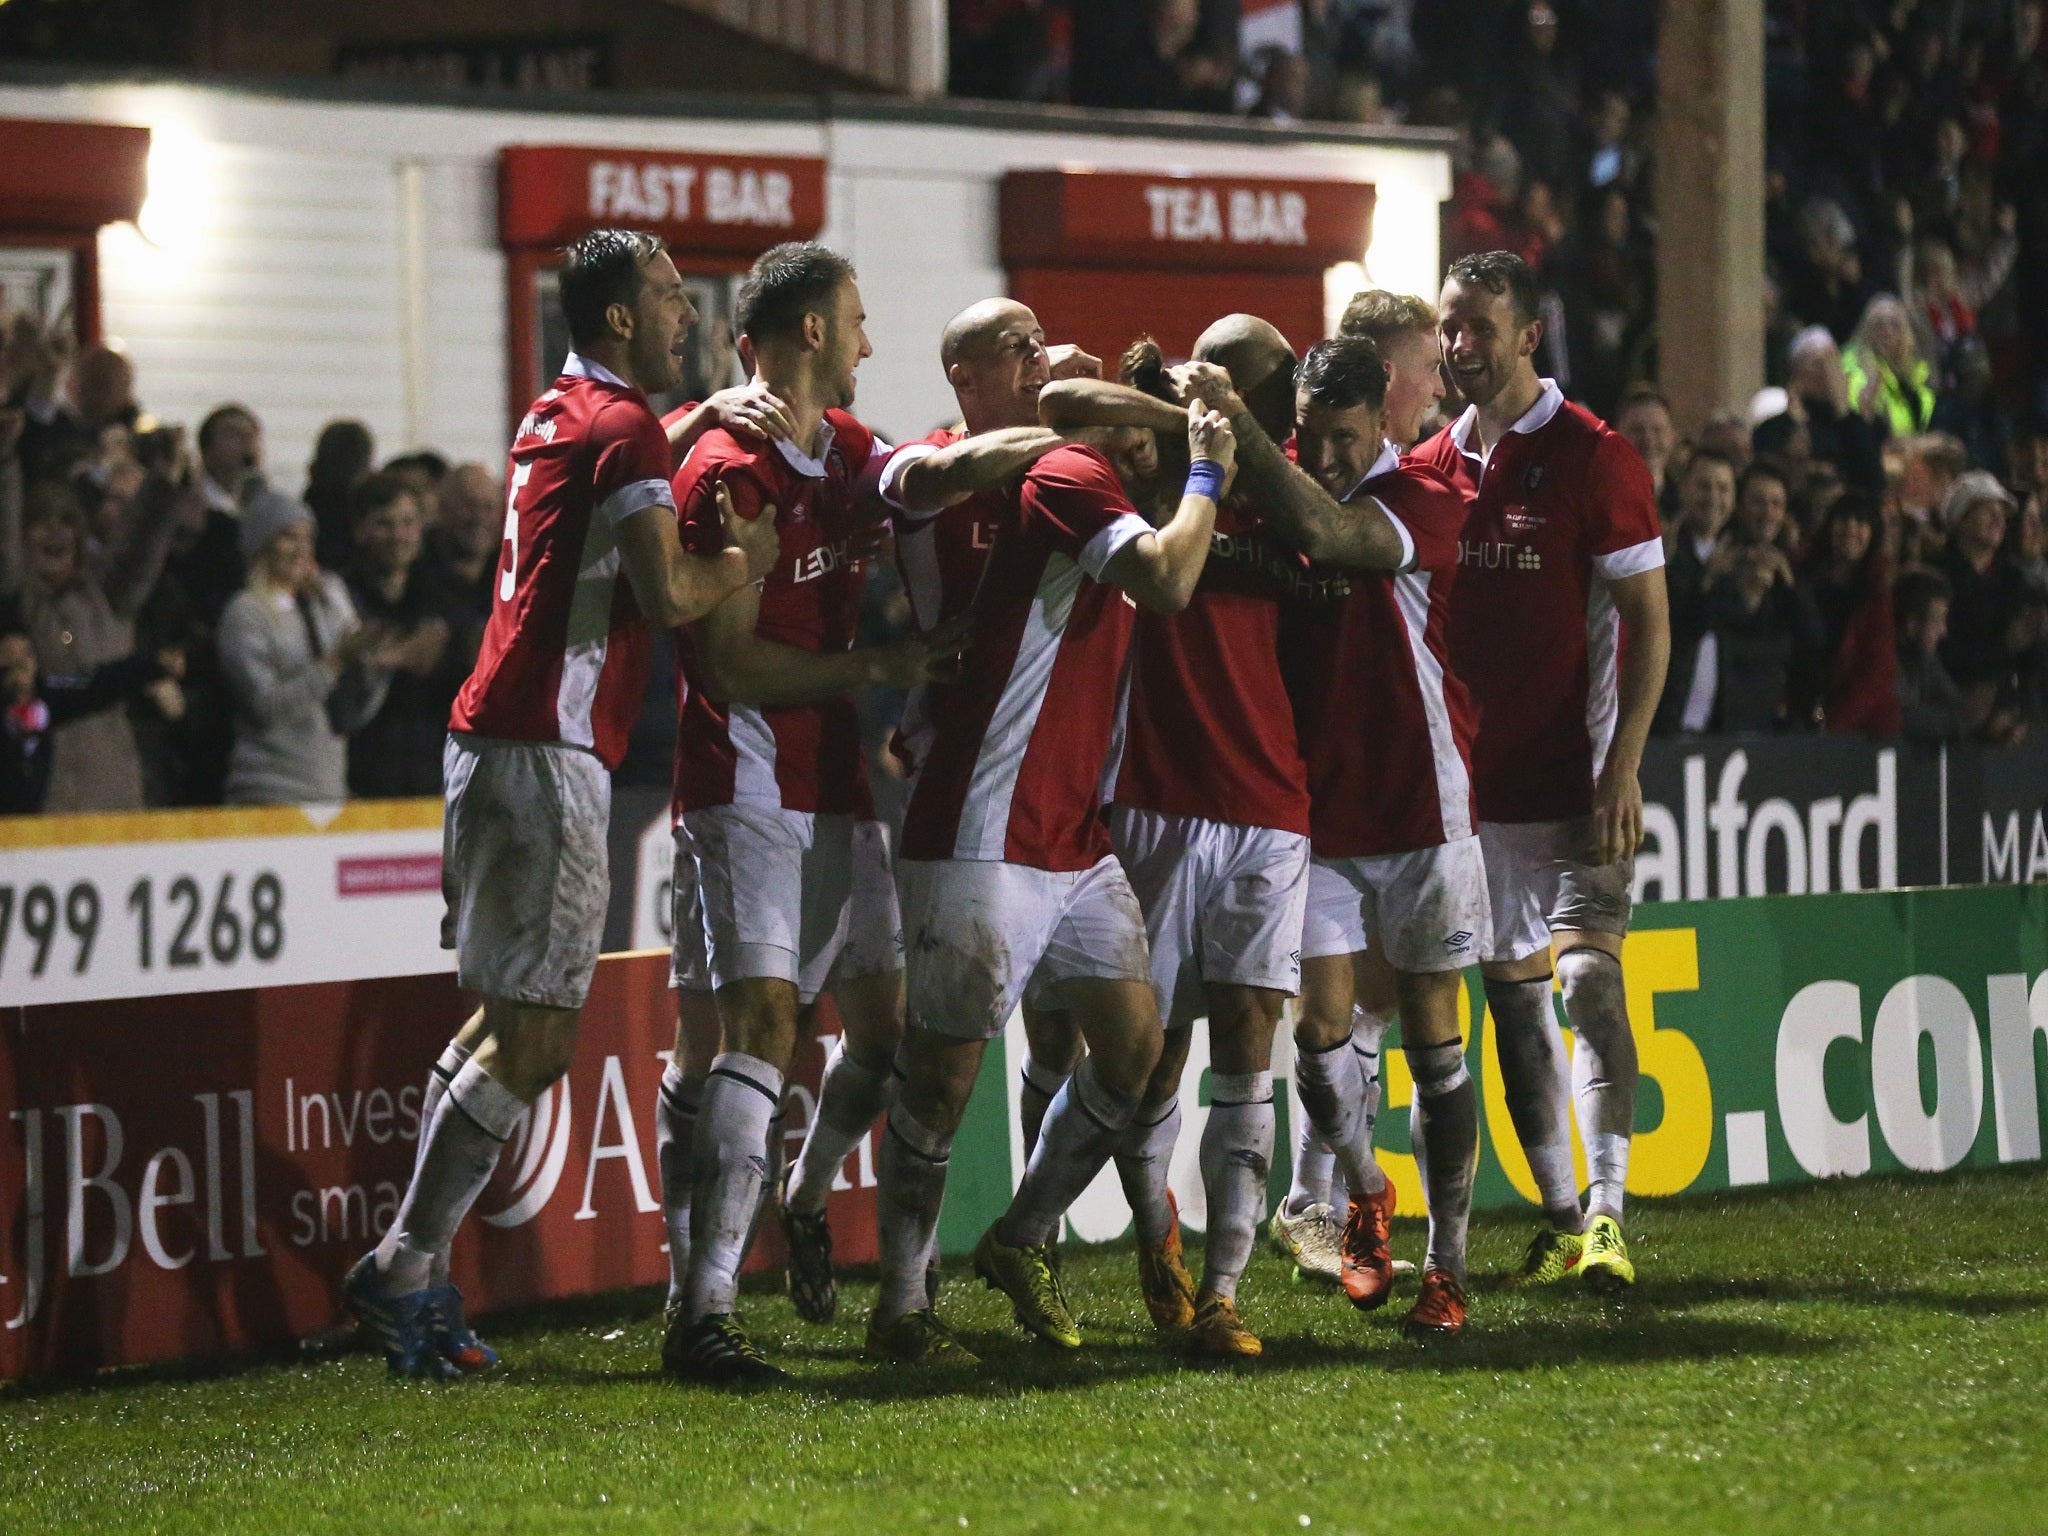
[691,589,971,707]
[888,428,1068,514]
[1172,360,1410,573]
[1591,566,1672,865]
[1036,378,1187,434]
[1100,403,1231,615]
[616,483,775,628]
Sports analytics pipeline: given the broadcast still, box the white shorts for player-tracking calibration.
[1301,835,1491,974]
[835,818,906,984]
[1478,817,1634,964]
[684,803,854,1005]
[440,733,610,1010]
[1108,806,1309,1028]
[899,856,1152,1040]
[674,816,902,994]
[671,820,712,993]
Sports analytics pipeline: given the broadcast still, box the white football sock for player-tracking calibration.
[1285,1119,1336,1217]
[787,1038,895,1216]
[654,1062,702,1308]
[999,1057,1137,1249]
[1113,1093,1181,1246]
[1352,1002,1392,1144]
[1292,1035,1385,1199]
[1406,1040,1478,1279]
[684,1052,782,1321]
[1485,974,1584,1231]
[415,1039,471,1289]
[377,1058,524,1294]
[876,1100,954,1321]
[1559,948,1636,1222]
[1019,1052,1070,1161]
[1199,1071,1274,1300]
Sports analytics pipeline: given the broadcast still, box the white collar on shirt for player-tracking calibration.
[562,352,633,391]
[1449,378,1566,464]
[774,417,836,480]
[1339,439,1403,502]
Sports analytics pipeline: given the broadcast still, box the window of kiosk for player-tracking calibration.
[0,247,75,335]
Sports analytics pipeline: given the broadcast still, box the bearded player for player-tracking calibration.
[344,229,777,1378]
[1271,288,1446,1282]
[1413,251,1670,1291]
[659,242,967,1383]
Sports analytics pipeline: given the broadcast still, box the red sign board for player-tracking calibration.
[499,144,827,253]
[0,118,150,233]
[0,955,872,1378]
[1001,168,1375,273]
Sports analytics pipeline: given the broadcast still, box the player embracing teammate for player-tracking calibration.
[344,230,778,1378]
[865,300,1234,1363]
[1414,252,1671,1290]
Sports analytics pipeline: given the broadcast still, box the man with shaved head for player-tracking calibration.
[863,298,1234,1365]
[1026,314,1355,1355]
[1172,313,1463,1329]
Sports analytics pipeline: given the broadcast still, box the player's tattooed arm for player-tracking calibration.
[665,382,798,456]
[888,428,1068,514]
[1170,360,1410,573]
[617,483,773,627]
[1101,402,1233,614]
[1590,566,1672,865]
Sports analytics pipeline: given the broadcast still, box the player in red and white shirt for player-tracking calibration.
[1020,319,1318,1358]
[652,243,966,1384]
[1270,290,1449,1288]
[651,381,910,1346]
[863,299,1234,1364]
[1269,334,1493,1336]
[346,229,776,1379]
[1413,251,1671,1293]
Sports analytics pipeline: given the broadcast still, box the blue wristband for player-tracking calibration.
[1185,459,1226,502]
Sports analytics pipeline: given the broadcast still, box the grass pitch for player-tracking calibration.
[5,1167,2048,1535]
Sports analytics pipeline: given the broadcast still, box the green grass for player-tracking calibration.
[6,1167,2048,1534]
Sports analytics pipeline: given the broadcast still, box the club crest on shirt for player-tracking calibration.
[1525,464,1544,493]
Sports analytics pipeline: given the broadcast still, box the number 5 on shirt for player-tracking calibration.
[500,462,534,602]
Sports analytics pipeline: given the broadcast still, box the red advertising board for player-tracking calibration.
[0,954,874,1379]
[1000,168,1375,273]
[498,144,827,253]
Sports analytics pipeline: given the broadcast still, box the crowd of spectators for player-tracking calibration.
[0,311,502,815]
[954,0,2048,747]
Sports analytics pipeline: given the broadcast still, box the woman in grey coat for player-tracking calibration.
[218,490,390,805]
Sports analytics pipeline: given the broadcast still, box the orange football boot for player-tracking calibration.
[1402,1268,1468,1336]
[1136,1189,1198,1332]
[1340,1180,1397,1311]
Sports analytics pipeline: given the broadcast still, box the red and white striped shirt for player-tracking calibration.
[1111,492,1311,836]
[670,410,890,818]
[900,445,1150,871]
[1282,443,1476,856]
[449,354,673,769]
[876,427,1012,776]
[1412,382,1665,823]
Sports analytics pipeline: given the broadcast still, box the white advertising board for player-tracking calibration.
[0,804,451,1008]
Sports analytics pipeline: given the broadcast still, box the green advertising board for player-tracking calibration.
[935,883,2048,1252]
